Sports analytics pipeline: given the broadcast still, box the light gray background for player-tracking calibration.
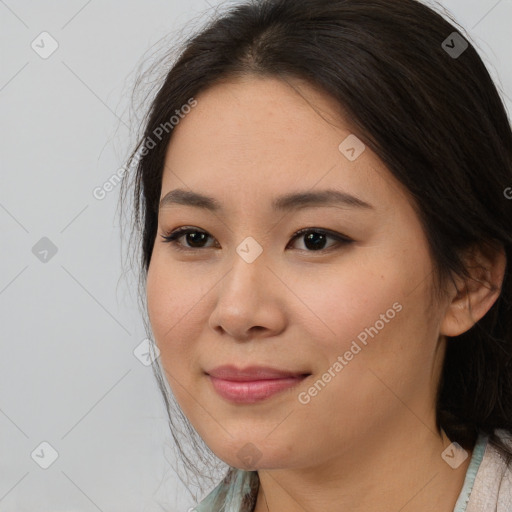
[1,1,511,511]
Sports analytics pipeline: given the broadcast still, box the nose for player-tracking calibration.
[208,250,287,341]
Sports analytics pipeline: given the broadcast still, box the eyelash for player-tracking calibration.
[159,226,354,253]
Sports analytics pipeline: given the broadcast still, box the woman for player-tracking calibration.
[120,0,512,510]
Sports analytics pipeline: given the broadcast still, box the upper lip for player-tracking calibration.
[206,365,310,381]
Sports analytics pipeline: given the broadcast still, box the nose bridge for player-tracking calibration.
[222,238,270,302]
[209,238,285,339]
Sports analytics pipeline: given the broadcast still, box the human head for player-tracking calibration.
[121,0,512,493]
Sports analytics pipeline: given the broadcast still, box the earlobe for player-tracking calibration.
[439,243,506,337]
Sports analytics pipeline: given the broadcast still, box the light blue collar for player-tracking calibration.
[452,432,488,512]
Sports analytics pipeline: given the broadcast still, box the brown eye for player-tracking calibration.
[160,227,217,250]
[288,228,353,252]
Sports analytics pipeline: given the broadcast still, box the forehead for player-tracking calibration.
[166,75,349,162]
[160,76,405,214]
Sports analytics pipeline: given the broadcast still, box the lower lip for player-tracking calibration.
[208,375,308,403]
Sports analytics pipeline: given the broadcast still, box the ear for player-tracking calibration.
[440,242,507,337]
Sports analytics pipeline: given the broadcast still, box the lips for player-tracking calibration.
[205,365,311,403]
[206,365,310,381]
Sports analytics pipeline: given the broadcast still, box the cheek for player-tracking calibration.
[290,263,401,347]
[146,255,209,413]
[290,271,431,440]
[291,252,434,383]
[146,255,203,366]
[146,258,175,340]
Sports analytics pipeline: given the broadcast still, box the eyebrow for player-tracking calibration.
[159,188,374,212]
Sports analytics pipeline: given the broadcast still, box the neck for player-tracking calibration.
[253,425,473,512]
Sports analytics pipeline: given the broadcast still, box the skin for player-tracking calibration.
[146,76,506,512]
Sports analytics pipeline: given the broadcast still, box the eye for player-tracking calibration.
[159,226,353,252]
[159,227,218,250]
[287,227,353,252]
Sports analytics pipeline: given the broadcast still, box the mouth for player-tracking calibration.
[205,365,311,403]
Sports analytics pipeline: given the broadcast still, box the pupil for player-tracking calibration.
[305,232,326,250]
[187,232,207,247]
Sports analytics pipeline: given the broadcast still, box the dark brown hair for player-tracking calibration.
[120,0,512,496]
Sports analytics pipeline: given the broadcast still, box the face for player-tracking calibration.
[146,76,449,471]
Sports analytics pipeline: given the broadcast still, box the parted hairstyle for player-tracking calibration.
[120,0,512,495]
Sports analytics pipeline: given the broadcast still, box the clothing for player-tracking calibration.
[462,429,512,512]
[192,429,512,512]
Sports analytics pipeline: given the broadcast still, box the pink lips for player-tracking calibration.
[206,365,310,403]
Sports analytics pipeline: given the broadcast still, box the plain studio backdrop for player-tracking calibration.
[0,0,511,511]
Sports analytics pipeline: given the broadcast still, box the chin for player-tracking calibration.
[211,438,300,472]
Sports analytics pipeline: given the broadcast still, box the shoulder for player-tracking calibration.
[466,429,512,512]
